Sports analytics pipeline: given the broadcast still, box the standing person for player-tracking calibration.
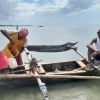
[86,29,100,70]
[16,25,18,31]
[0,28,28,65]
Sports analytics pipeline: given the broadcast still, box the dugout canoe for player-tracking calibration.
[0,58,100,87]
[27,42,78,52]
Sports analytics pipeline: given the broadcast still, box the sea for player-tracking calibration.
[0,25,100,100]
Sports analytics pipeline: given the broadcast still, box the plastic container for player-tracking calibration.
[0,51,9,69]
[8,58,18,69]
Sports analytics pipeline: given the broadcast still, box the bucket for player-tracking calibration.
[8,58,18,69]
[0,51,10,69]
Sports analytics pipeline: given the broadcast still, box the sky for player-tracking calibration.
[0,0,100,26]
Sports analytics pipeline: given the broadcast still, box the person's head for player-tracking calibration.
[19,28,28,38]
[97,29,100,38]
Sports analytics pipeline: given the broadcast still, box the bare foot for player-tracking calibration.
[85,64,92,70]
[29,71,35,76]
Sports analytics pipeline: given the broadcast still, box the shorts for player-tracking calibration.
[93,54,100,60]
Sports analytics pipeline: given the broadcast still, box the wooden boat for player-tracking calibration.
[0,57,100,87]
[27,42,78,52]
[39,25,43,27]
[1,48,100,100]
[0,42,100,88]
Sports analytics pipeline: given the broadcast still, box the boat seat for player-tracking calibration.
[36,63,46,74]
[76,60,86,69]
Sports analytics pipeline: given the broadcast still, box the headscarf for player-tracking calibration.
[19,28,28,38]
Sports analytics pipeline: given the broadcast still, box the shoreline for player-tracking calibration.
[0,25,32,27]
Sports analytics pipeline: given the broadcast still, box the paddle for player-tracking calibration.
[24,47,50,100]
[71,47,100,71]
[67,44,100,70]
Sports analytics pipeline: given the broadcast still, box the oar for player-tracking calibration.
[24,47,50,100]
[76,50,100,71]
[71,47,100,71]
[67,45,100,71]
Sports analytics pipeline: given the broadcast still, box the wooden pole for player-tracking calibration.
[8,68,32,74]
[1,74,100,79]
[73,49,100,71]
[46,70,86,75]
[68,45,100,71]
[24,48,50,100]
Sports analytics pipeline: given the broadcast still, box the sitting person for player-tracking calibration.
[0,28,28,65]
[86,29,100,70]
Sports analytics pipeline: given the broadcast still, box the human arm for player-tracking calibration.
[0,30,14,45]
[19,38,28,54]
[86,37,99,52]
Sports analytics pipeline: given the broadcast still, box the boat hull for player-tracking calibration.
[0,59,100,87]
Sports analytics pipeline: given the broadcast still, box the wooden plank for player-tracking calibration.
[76,60,86,68]
[1,74,100,80]
[36,62,46,74]
[46,69,86,75]
[24,47,50,100]
[24,64,30,74]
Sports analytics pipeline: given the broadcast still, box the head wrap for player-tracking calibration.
[19,28,28,38]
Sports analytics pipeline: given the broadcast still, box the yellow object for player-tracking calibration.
[3,32,26,58]
[3,44,19,58]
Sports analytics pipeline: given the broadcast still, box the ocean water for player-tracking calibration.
[0,25,100,100]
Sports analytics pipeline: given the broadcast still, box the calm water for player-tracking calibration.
[0,25,100,100]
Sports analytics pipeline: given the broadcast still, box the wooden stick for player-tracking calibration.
[74,49,100,71]
[46,70,86,75]
[1,74,100,79]
[91,63,100,71]
[7,68,32,74]
[24,47,50,100]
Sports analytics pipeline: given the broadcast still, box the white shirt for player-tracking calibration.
[95,37,100,50]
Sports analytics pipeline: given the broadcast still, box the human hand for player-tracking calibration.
[91,52,97,57]
[10,40,14,45]
[96,50,100,54]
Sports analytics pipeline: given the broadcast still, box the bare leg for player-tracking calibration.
[16,54,23,65]
[91,52,97,58]
[86,48,93,70]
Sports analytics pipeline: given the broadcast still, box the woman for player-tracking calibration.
[1,28,28,65]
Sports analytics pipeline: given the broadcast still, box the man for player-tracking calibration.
[1,28,28,65]
[86,29,100,70]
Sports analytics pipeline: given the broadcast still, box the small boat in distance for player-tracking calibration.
[39,25,43,27]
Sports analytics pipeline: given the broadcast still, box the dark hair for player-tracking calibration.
[97,29,100,34]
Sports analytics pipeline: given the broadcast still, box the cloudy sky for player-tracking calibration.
[0,0,100,26]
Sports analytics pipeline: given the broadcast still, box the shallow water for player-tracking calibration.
[0,80,100,100]
[0,25,100,100]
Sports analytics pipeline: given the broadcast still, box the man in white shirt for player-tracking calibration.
[86,29,100,70]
